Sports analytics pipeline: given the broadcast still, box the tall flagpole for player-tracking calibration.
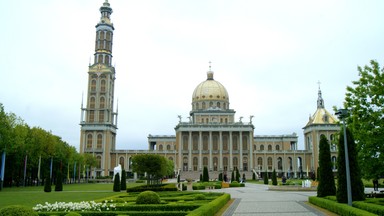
[0,151,5,190]
[37,155,41,186]
[23,154,28,187]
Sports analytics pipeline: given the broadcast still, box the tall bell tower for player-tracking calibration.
[80,0,118,177]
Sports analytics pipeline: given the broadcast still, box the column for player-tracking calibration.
[178,132,182,172]
[249,131,253,172]
[209,131,212,171]
[229,131,233,171]
[219,131,223,171]
[239,131,243,171]
[188,131,192,171]
[199,131,202,171]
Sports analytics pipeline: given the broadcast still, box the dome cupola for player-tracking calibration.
[191,68,229,111]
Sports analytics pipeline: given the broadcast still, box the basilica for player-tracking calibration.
[79,1,340,180]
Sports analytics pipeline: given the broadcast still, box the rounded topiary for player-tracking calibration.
[136,191,161,204]
[194,194,206,200]
[0,205,38,216]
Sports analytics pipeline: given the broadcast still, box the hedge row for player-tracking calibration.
[114,204,200,211]
[126,184,177,192]
[308,196,376,216]
[188,193,231,216]
[353,201,384,215]
[38,211,187,216]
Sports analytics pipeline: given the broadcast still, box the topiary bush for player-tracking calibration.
[65,212,82,216]
[136,191,161,204]
[0,205,38,216]
[194,194,206,200]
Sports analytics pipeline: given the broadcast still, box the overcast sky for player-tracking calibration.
[1,0,384,150]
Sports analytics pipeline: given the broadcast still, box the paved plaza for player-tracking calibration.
[218,183,326,216]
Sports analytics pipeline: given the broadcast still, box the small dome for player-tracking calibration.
[192,71,229,104]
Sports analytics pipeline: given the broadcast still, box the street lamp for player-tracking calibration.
[335,109,352,206]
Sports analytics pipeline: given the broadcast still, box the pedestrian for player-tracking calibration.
[373,179,379,191]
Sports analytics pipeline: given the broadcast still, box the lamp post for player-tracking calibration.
[336,109,352,206]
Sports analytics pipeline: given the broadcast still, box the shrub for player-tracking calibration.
[309,196,376,216]
[0,205,38,216]
[121,169,127,190]
[55,170,63,191]
[113,173,120,192]
[136,191,161,204]
[252,172,256,180]
[272,169,277,186]
[203,166,209,182]
[188,193,230,216]
[44,176,51,192]
[194,194,206,200]
[263,171,268,185]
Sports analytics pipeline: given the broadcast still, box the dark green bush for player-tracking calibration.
[44,176,51,192]
[113,173,121,192]
[136,191,161,204]
[65,212,82,216]
[353,200,384,215]
[127,184,177,192]
[0,205,38,216]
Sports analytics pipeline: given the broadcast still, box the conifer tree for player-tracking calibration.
[113,173,121,192]
[336,127,365,203]
[236,168,240,182]
[55,170,63,191]
[272,169,277,185]
[317,135,336,197]
[120,169,127,190]
[231,169,235,182]
[263,171,268,185]
[44,176,51,192]
[202,166,209,182]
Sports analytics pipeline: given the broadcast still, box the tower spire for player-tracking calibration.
[94,0,114,66]
[317,81,324,108]
[207,61,214,80]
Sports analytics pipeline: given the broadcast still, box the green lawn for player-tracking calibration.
[0,183,143,209]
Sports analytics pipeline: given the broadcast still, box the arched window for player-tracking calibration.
[223,157,228,171]
[99,111,104,122]
[159,145,163,151]
[203,136,208,150]
[183,136,188,150]
[268,157,273,170]
[193,157,198,171]
[203,157,208,167]
[100,97,105,109]
[213,157,218,171]
[213,136,218,150]
[202,102,206,109]
[232,136,238,150]
[257,157,263,168]
[87,134,93,149]
[167,145,171,150]
[183,157,188,171]
[276,145,280,150]
[233,157,238,170]
[100,79,106,92]
[242,136,248,150]
[217,102,220,108]
[260,145,264,151]
[193,136,198,150]
[243,157,248,171]
[268,145,272,151]
[89,111,94,122]
[277,157,282,170]
[209,101,213,107]
[119,157,125,169]
[223,136,228,150]
[90,97,96,108]
[97,134,102,149]
[332,156,337,170]
[91,80,96,91]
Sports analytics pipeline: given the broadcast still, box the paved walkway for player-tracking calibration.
[216,183,325,216]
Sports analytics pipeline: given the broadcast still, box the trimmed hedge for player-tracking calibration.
[188,193,231,216]
[308,196,376,216]
[353,201,384,215]
[0,205,38,216]
[38,211,186,216]
[127,184,177,192]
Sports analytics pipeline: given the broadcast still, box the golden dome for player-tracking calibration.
[192,71,229,104]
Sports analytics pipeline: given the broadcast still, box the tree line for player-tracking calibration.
[0,104,96,188]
